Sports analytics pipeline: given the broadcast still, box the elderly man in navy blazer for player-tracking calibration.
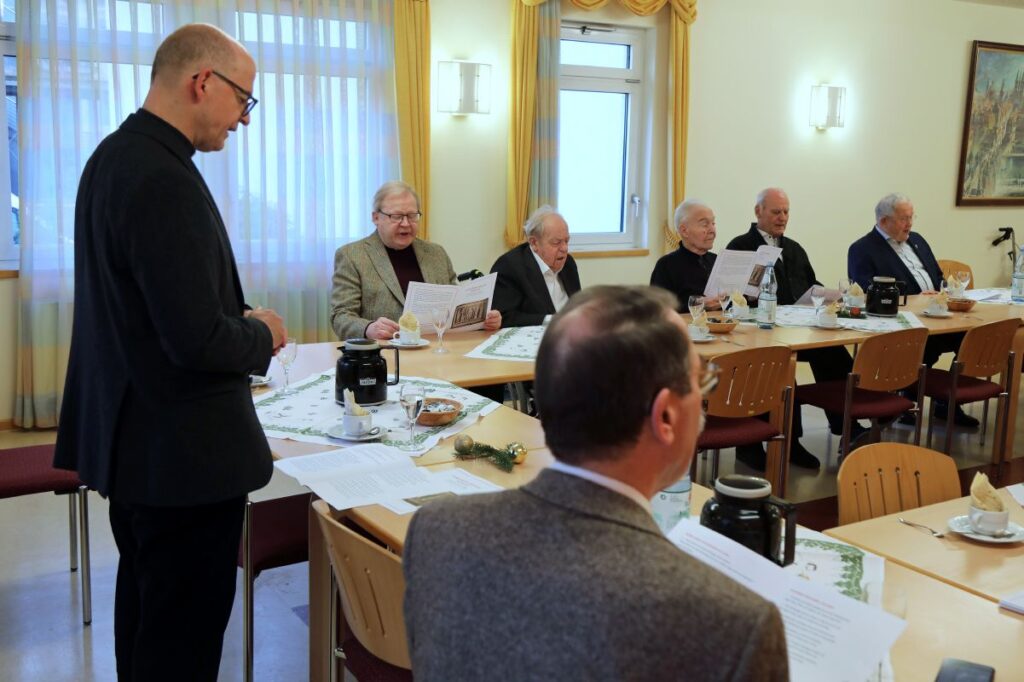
[490,205,581,327]
[848,193,975,427]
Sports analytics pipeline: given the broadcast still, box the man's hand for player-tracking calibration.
[484,309,502,331]
[366,317,400,340]
[249,307,287,351]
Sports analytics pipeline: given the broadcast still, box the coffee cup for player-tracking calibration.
[688,323,710,340]
[925,300,947,316]
[817,311,838,327]
[392,328,420,345]
[967,504,1009,536]
[342,413,372,436]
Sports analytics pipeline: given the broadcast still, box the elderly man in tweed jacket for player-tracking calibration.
[403,285,789,681]
[330,181,500,340]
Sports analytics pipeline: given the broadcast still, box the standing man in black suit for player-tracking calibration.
[54,24,287,681]
[727,188,860,469]
[848,193,975,427]
[650,199,718,308]
[490,205,581,327]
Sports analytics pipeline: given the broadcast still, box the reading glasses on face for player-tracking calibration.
[193,70,259,116]
[378,211,422,224]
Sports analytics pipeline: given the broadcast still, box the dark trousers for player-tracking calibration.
[794,345,855,436]
[109,495,246,682]
[923,332,964,368]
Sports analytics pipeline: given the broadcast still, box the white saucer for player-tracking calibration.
[816,322,843,330]
[326,424,384,442]
[388,339,430,348]
[249,374,272,387]
[690,335,715,344]
[947,515,1024,543]
[922,310,953,318]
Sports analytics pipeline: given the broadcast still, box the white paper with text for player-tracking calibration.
[404,273,497,333]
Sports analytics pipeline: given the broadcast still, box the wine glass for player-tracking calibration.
[276,338,298,395]
[398,383,426,451]
[431,307,451,355]
[810,286,826,314]
[955,270,971,293]
[687,295,705,319]
[837,278,850,304]
[717,288,732,315]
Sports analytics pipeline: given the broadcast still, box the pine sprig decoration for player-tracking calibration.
[453,435,526,472]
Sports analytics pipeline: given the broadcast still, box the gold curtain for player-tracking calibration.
[394,0,432,239]
[509,0,697,248]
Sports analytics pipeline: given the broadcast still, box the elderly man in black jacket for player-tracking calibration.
[726,188,861,470]
[491,205,581,327]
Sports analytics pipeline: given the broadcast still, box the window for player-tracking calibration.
[558,23,648,250]
[0,25,15,264]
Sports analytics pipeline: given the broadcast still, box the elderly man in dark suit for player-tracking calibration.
[54,25,287,680]
[403,285,789,681]
[650,199,718,308]
[727,187,860,469]
[490,205,581,326]
[848,192,975,427]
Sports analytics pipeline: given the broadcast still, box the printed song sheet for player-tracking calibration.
[403,273,497,333]
[703,246,782,298]
[668,520,904,682]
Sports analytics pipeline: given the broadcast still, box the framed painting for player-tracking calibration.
[957,40,1024,206]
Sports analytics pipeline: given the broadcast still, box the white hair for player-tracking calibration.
[756,187,786,208]
[523,205,564,240]
[875,193,911,223]
[673,199,710,230]
[372,180,420,213]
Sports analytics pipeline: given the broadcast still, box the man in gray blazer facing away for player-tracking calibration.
[403,285,788,681]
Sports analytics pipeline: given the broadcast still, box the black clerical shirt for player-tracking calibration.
[649,244,717,310]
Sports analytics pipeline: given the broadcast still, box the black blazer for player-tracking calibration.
[726,224,819,306]
[54,110,274,506]
[490,243,581,327]
[847,227,942,295]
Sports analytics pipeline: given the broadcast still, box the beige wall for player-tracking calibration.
[3,0,1024,422]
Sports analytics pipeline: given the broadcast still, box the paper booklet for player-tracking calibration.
[703,246,782,298]
[403,272,497,334]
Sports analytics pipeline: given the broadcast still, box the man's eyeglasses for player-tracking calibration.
[378,211,422,224]
[193,70,258,116]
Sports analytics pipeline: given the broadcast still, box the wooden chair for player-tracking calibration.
[0,444,92,625]
[238,493,311,682]
[936,259,974,290]
[923,318,1018,459]
[693,346,793,491]
[796,327,929,457]
[313,499,412,680]
[836,442,961,525]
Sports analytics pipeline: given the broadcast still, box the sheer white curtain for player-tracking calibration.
[14,0,399,427]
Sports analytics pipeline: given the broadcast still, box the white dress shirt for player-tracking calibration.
[875,225,933,293]
[531,248,569,314]
[548,460,653,515]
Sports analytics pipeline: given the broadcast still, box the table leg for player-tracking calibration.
[308,500,342,682]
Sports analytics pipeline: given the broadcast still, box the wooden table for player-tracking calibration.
[825,491,1024,603]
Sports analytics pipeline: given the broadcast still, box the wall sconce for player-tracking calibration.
[809,85,846,130]
[437,61,492,115]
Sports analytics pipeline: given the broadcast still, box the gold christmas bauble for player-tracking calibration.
[454,434,475,454]
[509,442,527,464]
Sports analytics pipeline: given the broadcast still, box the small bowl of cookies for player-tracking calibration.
[417,398,463,426]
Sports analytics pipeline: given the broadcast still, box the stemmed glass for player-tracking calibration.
[955,270,971,293]
[431,307,451,355]
[810,286,826,315]
[398,383,426,451]
[276,338,298,395]
[687,295,705,319]
[717,288,732,316]
[837,279,850,306]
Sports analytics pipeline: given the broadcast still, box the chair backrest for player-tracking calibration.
[936,259,974,290]
[706,346,792,419]
[851,327,928,392]
[313,499,411,669]
[955,318,1020,379]
[836,442,961,524]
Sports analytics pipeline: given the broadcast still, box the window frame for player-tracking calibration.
[558,23,648,251]
[0,25,15,266]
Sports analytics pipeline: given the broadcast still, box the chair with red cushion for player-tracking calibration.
[693,346,793,490]
[0,443,91,624]
[796,327,929,457]
[238,492,312,682]
[313,499,413,682]
[923,318,1018,459]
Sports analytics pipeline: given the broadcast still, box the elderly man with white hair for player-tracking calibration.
[650,199,717,308]
[491,205,581,327]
